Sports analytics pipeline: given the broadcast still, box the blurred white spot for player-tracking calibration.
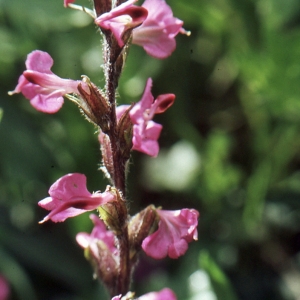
[69,11,93,27]
[143,140,201,191]
[82,47,103,73]
[189,270,211,293]
[190,290,217,300]
[124,77,145,98]
[189,270,217,300]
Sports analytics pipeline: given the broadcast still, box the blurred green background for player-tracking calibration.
[1,0,300,299]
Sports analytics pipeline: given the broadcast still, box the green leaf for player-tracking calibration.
[0,245,37,300]
[199,251,238,300]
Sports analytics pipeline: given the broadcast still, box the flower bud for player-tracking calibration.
[98,187,127,235]
[117,104,134,161]
[128,205,159,262]
[99,132,114,180]
[77,76,111,133]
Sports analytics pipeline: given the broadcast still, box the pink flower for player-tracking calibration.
[139,288,177,300]
[76,214,117,256]
[95,0,148,47]
[116,78,175,157]
[130,78,174,156]
[111,288,176,300]
[0,275,10,300]
[142,209,199,259]
[38,173,115,223]
[132,0,189,59]
[64,0,75,7]
[77,214,119,292]
[9,50,80,113]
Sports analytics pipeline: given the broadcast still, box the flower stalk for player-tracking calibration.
[9,0,199,299]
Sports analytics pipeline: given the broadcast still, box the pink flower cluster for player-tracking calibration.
[10,1,198,299]
[11,0,188,155]
[95,0,188,58]
[39,174,198,260]
[11,50,174,157]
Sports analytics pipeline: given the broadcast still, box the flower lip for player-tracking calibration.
[131,0,189,59]
[38,173,115,223]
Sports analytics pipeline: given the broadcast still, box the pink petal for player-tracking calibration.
[132,0,186,59]
[139,288,177,300]
[132,121,162,157]
[9,75,28,95]
[151,94,175,114]
[27,90,64,113]
[76,214,117,259]
[113,78,174,157]
[10,50,80,114]
[38,174,115,223]
[142,209,199,259]
[24,71,79,93]
[48,173,91,200]
[116,104,130,120]
[130,78,153,123]
[25,50,54,73]
[88,214,116,252]
[64,0,75,7]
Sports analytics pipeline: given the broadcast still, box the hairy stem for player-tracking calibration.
[104,35,130,298]
[116,227,131,295]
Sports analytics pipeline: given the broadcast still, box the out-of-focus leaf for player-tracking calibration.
[0,245,37,300]
[199,251,238,300]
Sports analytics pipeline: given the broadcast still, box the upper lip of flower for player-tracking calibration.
[95,0,148,47]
